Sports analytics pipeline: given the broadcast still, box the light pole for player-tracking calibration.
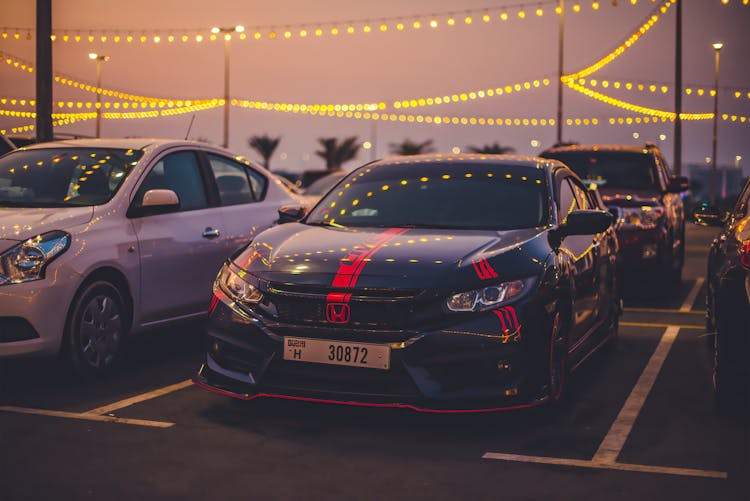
[212,25,244,149]
[556,0,565,145]
[88,53,109,138]
[710,42,722,206]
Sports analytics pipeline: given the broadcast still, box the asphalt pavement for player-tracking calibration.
[1,223,748,501]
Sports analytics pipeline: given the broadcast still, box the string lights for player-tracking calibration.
[566,80,714,120]
[0,0,650,46]
[562,0,674,82]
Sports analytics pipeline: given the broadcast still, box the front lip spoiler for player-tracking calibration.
[192,369,547,415]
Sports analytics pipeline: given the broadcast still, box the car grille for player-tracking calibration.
[265,284,421,330]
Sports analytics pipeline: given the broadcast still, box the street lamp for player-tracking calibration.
[211,25,244,148]
[710,42,723,206]
[88,53,109,138]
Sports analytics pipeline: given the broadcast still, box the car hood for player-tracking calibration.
[233,223,549,290]
[599,187,662,207]
[0,206,94,241]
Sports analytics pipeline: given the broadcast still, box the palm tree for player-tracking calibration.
[315,136,361,171]
[248,134,281,169]
[466,142,516,154]
[389,138,436,156]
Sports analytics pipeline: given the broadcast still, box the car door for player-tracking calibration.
[203,153,281,255]
[557,175,598,346]
[571,178,612,331]
[129,149,234,324]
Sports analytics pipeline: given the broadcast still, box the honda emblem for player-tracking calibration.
[326,303,350,324]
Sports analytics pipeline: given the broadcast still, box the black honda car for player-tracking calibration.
[695,179,750,409]
[194,154,619,412]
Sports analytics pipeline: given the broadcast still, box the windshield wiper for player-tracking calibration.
[306,221,345,228]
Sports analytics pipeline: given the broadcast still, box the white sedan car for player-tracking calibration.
[0,138,303,375]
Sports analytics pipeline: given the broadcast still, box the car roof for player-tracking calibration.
[16,138,212,151]
[372,153,560,170]
[541,144,656,155]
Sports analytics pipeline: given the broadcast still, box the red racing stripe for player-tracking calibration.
[330,228,408,290]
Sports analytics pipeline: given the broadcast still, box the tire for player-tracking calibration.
[66,280,128,377]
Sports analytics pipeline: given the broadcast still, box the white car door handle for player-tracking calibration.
[202,227,221,239]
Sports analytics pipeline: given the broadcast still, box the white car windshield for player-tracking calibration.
[0,147,143,207]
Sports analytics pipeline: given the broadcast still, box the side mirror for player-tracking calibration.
[563,209,614,236]
[278,205,307,224]
[692,204,725,227]
[142,189,180,208]
[666,175,690,193]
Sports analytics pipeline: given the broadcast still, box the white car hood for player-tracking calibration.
[0,206,94,242]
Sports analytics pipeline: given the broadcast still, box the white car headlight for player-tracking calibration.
[446,279,526,312]
[0,231,70,285]
[218,264,263,306]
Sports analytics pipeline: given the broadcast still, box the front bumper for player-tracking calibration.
[615,226,668,271]
[0,269,81,357]
[195,290,556,412]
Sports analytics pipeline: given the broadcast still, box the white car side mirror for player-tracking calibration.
[142,189,180,208]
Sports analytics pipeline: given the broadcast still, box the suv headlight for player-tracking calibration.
[0,231,71,285]
[446,279,529,312]
[217,264,263,306]
[617,206,665,229]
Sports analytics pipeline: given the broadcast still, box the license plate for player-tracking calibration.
[283,337,390,370]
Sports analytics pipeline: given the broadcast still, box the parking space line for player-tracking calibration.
[483,326,728,479]
[0,406,174,428]
[593,326,680,463]
[679,278,705,312]
[86,379,193,415]
[481,453,726,479]
[621,322,702,330]
[623,307,703,315]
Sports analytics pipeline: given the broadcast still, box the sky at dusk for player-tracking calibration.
[1,0,749,176]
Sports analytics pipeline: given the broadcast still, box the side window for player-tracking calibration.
[557,178,578,223]
[134,151,207,213]
[207,155,260,205]
[570,179,593,210]
[246,167,268,201]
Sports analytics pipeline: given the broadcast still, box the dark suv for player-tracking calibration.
[541,144,689,281]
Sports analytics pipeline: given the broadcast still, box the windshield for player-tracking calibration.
[306,162,548,230]
[542,150,658,190]
[0,147,143,207]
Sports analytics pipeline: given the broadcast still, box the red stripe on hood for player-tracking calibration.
[330,228,409,290]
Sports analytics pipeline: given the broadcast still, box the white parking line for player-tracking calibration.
[86,379,193,415]
[680,278,705,312]
[0,406,174,428]
[484,325,726,479]
[481,453,726,479]
[593,326,680,463]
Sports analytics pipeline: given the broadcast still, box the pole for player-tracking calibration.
[370,120,377,162]
[556,0,565,145]
[35,0,53,142]
[222,36,230,149]
[673,0,682,176]
[95,59,102,138]
[710,47,720,205]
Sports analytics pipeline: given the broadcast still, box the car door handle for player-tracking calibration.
[202,227,221,239]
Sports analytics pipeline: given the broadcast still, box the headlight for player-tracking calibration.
[446,279,527,312]
[0,230,71,285]
[617,206,665,229]
[218,264,263,306]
